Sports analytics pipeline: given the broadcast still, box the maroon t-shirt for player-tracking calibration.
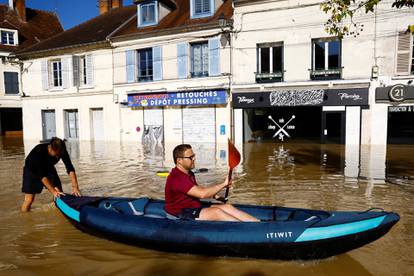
[164,167,201,216]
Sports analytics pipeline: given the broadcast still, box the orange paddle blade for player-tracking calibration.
[228,139,241,169]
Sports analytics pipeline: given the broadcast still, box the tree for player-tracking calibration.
[321,0,414,38]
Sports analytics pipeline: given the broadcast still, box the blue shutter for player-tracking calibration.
[208,38,220,76]
[177,43,188,79]
[126,50,136,83]
[152,46,162,81]
[86,54,94,86]
[41,60,49,90]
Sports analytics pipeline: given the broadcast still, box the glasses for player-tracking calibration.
[179,154,196,161]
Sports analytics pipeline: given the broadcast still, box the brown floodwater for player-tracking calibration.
[0,137,413,275]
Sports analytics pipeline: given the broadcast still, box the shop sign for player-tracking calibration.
[233,88,368,108]
[389,106,414,112]
[376,84,414,102]
[127,89,228,107]
[268,115,296,141]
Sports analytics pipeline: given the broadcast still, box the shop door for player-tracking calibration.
[64,109,79,140]
[182,107,215,143]
[143,108,164,149]
[41,110,56,140]
[91,108,104,141]
[322,111,345,144]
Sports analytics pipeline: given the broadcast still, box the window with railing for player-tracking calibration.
[50,60,62,87]
[138,48,153,81]
[190,42,208,78]
[311,38,342,80]
[256,42,283,83]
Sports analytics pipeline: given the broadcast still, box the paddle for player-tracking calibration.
[224,138,241,202]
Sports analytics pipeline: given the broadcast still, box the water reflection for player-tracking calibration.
[0,137,413,275]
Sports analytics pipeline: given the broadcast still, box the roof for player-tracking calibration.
[0,5,63,53]
[17,1,233,59]
[16,5,137,59]
[111,0,233,41]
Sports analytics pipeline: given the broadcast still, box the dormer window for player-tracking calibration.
[0,29,17,46]
[191,0,214,19]
[138,1,158,27]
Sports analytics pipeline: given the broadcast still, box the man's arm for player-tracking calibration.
[69,171,81,196]
[41,177,65,198]
[187,177,230,199]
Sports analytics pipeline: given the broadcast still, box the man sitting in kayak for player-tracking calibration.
[165,144,259,222]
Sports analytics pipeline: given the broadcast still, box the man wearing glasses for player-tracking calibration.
[165,144,259,221]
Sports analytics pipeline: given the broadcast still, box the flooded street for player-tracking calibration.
[0,137,413,275]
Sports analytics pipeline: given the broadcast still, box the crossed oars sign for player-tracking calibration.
[268,115,296,138]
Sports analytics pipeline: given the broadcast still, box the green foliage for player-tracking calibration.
[321,0,413,38]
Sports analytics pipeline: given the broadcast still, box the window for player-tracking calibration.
[138,1,157,27]
[50,60,62,87]
[311,38,341,80]
[80,56,87,85]
[4,72,19,94]
[256,42,283,82]
[191,42,208,77]
[191,0,213,18]
[1,30,15,45]
[138,48,153,81]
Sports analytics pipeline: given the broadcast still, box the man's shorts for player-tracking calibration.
[178,207,204,220]
[21,166,62,194]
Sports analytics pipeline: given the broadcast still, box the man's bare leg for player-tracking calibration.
[213,204,260,222]
[21,194,35,212]
[197,206,241,221]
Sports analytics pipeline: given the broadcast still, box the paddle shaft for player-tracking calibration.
[224,168,233,202]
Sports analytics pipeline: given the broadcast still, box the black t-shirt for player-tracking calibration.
[25,143,75,178]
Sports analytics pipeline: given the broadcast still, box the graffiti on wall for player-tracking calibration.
[269,89,324,106]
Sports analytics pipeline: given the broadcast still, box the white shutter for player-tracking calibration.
[72,56,80,87]
[41,60,49,90]
[62,57,70,89]
[395,32,412,76]
[86,54,94,86]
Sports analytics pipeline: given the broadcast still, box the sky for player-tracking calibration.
[1,0,134,30]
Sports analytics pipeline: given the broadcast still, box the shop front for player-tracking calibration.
[232,87,368,145]
[376,84,414,144]
[126,89,229,157]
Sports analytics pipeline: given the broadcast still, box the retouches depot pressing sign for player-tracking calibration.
[127,90,228,107]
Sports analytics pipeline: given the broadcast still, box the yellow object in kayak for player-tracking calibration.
[156,171,169,177]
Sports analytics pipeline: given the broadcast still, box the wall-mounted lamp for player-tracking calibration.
[371,65,379,79]
[218,13,233,47]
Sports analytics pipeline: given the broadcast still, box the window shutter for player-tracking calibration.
[72,56,80,87]
[395,32,411,75]
[41,60,49,90]
[177,43,188,79]
[208,38,220,76]
[86,54,94,86]
[153,46,162,81]
[62,57,70,89]
[126,50,136,83]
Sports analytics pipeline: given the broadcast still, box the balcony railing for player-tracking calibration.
[190,71,209,78]
[255,71,284,83]
[310,68,342,80]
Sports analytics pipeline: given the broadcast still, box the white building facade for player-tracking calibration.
[231,0,414,148]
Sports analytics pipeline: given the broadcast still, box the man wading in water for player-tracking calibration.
[21,137,81,212]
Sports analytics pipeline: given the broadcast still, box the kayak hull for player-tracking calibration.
[55,195,399,260]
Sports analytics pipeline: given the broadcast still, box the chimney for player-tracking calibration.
[14,0,26,22]
[99,0,123,15]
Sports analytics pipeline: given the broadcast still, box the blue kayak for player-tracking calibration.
[55,195,399,260]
